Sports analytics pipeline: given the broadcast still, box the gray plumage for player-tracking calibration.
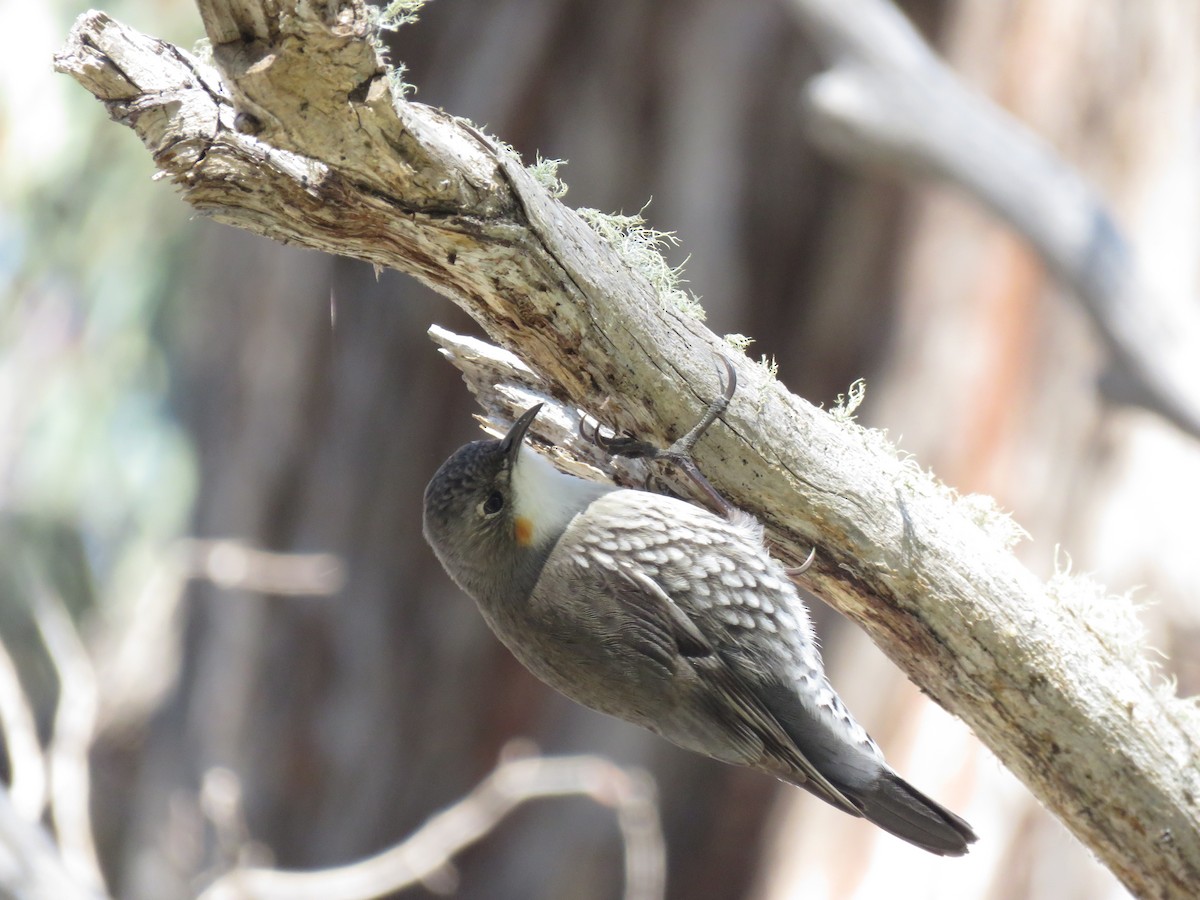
[423,405,976,856]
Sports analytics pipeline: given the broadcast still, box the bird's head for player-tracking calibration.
[424,404,564,602]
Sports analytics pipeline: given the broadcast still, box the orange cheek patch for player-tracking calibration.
[514,516,534,546]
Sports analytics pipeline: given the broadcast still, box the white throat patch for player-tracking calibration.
[510,446,612,549]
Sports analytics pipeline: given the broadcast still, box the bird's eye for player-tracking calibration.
[482,491,505,515]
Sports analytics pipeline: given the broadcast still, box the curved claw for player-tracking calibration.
[785,546,817,577]
[581,352,741,517]
[593,426,623,453]
[716,354,737,406]
[578,414,600,444]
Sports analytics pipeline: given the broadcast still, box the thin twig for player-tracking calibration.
[32,582,106,896]
[94,539,343,735]
[180,539,345,597]
[0,786,109,900]
[0,634,47,821]
[197,747,665,900]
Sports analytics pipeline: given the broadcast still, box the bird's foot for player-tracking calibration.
[581,355,739,518]
[581,358,820,572]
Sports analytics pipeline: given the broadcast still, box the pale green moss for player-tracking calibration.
[755,354,780,379]
[723,333,754,353]
[528,155,569,199]
[386,66,416,99]
[577,207,705,320]
[811,378,1027,548]
[956,493,1029,550]
[377,0,427,29]
[1047,552,1155,682]
[829,378,866,422]
[369,1,428,99]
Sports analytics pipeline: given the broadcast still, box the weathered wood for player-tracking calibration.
[55,4,1200,896]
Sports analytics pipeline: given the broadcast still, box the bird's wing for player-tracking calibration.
[596,560,863,817]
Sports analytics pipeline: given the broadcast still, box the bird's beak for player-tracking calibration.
[499,403,543,462]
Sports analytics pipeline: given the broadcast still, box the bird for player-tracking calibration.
[422,375,977,856]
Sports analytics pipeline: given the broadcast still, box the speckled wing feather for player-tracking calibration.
[603,561,862,815]
[537,488,887,813]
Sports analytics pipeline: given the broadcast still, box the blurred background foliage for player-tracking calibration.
[4,1,1200,899]
[1,0,198,716]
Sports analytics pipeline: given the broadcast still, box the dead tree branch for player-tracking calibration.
[0,632,46,822]
[0,588,109,900]
[32,585,105,896]
[54,4,1200,896]
[789,0,1200,439]
[197,746,664,900]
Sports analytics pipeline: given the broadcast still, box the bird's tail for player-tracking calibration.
[853,769,978,856]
